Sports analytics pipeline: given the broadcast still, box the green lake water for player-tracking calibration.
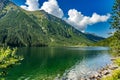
[6,47,112,80]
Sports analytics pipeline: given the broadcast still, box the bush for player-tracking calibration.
[0,47,23,77]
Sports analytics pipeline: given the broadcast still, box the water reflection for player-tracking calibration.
[7,47,111,80]
[62,48,111,80]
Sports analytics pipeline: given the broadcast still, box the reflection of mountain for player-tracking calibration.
[0,0,104,47]
[8,47,111,79]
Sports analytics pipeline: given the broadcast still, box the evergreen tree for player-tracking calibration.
[110,0,120,55]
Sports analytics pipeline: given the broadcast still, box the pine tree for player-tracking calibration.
[110,0,120,55]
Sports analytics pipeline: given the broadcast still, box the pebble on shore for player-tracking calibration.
[79,61,119,80]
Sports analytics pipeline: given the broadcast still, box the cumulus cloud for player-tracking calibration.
[40,0,64,18]
[20,0,110,32]
[65,9,110,32]
[20,0,39,11]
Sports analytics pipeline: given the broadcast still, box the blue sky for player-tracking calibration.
[11,0,114,38]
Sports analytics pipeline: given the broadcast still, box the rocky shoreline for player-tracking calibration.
[79,58,120,80]
[56,57,120,80]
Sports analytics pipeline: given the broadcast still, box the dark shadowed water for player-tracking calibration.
[6,47,112,80]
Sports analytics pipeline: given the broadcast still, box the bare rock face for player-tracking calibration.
[0,0,9,11]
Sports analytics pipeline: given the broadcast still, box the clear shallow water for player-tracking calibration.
[62,47,111,80]
[6,47,111,80]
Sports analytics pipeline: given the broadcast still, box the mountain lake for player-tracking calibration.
[6,47,112,80]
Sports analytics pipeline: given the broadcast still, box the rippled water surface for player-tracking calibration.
[7,47,112,80]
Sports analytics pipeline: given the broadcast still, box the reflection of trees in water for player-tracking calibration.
[8,47,110,79]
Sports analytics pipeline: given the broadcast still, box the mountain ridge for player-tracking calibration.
[0,0,104,47]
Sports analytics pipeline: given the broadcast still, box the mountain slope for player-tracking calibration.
[84,33,105,42]
[95,35,115,46]
[0,0,9,10]
[0,0,103,47]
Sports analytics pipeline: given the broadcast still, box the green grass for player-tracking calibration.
[102,68,120,80]
[114,58,120,67]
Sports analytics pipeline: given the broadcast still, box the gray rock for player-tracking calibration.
[102,70,110,75]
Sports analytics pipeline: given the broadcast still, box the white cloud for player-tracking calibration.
[20,0,39,11]
[20,1,110,32]
[65,9,110,32]
[40,0,64,18]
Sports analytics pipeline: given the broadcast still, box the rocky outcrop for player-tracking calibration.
[0,0,9,11]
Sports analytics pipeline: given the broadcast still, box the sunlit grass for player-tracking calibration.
[114,58,120,66]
